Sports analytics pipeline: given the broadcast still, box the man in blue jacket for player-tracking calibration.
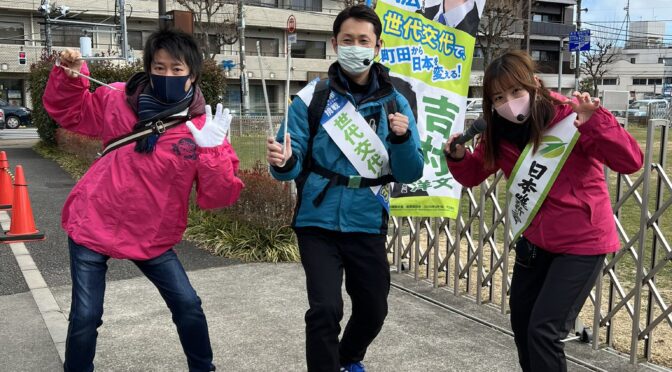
[266,5,423,372]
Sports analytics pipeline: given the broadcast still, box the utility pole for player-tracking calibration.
[119,0,129,61]
[238,0,250,115]
[523,0,531,52]
[559,36,566,93]
[574,0,581,91]
[158,0,168,30]
[624,0,630,48]
[41,0,53,55]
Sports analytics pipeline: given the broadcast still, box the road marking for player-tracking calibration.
[0,211,67,362]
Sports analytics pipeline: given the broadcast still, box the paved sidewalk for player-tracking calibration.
[0,145,666,372]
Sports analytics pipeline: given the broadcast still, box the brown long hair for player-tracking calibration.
[481,50,557,169]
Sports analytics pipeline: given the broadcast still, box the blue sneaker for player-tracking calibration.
[340,362,366,372]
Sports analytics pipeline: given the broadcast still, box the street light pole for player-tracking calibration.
[238,0,250,116]
[558,36,567,94]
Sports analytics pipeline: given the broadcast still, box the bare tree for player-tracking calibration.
[175,0,239,59]
[477,0,521,67]
[343,0,379,8]
[580,41,618,97]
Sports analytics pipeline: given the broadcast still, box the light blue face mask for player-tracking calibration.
[337,45,375,75]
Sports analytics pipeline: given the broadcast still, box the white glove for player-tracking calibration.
[186,103,232,148]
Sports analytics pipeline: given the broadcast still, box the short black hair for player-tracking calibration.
[333,5,382,41]
[143,29,203,83]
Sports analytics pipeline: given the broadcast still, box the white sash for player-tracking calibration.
[297,80,392,211]
[507,113,580,241]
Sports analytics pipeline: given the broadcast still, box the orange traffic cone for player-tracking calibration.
[1,165,45,243]
[0,151,12,210]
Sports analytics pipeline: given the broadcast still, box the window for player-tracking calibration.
[127,31,143,51]
[250,84,279,114]
[291,40,326,59]
[247,0,278,7]
[208,35,220,53]
[0,79,25,106]
[531,50,558,62]
[633,78,647,85]
[665,77,672,84]
[0,22,24,45]
[196,34,220,54]
[648,78,662,85]
[532,13,561,23]
[630,58,636,64]
[245,37,279,57]
[44,25,83,47]
[291,0,322,12]
[659,58,665,64]
[601,78,617,85]
[223,84,241,114]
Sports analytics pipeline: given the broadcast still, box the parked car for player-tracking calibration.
[624,99,669,125]
[465,98,483,121]
[0,99,32,129]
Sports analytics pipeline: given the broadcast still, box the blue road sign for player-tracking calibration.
[569,29,591,52]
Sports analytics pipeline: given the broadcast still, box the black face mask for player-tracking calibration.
[150,74,191,103]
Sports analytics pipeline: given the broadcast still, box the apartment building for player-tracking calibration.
[469,0,577,97]
[594,21,672,100]
[0,0,578,111]
[0,0,341,112]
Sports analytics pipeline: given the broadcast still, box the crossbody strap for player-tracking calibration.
[98,116,186,158]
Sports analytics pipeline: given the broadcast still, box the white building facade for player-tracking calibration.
[1,0,585,111]
[595,21,672,100]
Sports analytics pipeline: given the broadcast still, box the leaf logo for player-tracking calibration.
[539,136,566,158]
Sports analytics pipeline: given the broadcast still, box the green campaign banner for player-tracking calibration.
[376,0,485,218]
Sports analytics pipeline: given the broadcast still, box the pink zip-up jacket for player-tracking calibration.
[43,63,244,260]
[447,95,643,255]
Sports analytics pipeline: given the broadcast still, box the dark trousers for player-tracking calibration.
[295,228,390,372]
[64,238,214,372]
[509,237,604,372]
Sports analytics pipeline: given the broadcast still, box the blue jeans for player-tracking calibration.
[64,238,214,372]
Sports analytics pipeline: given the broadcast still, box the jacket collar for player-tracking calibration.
[327,62,395,105]
[125,72,206,118]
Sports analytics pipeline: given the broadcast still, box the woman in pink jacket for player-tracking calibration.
[43,29,243,372]
[444,51,643,372]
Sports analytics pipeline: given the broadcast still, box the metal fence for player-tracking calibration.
[384,105,672,367]
[228,104,672,366]
[228,115,284,169]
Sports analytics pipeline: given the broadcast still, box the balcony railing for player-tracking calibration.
[530,21,575,38]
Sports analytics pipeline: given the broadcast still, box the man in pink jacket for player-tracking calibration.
[43,29,243,372]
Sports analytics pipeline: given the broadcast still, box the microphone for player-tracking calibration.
[516,113,527,122]
[363,59,371,66]
[449,117,487,153]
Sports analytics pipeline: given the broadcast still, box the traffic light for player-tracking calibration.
[18,51,26,65]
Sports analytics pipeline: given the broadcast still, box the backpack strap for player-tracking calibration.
[290,79,331,225]
[311,163,396,207]
[303,79,331,175]
[385,97,397,118]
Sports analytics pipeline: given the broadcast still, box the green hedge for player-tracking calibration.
[28,52,227,145]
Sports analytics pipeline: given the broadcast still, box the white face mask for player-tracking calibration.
[337,45,375,75]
